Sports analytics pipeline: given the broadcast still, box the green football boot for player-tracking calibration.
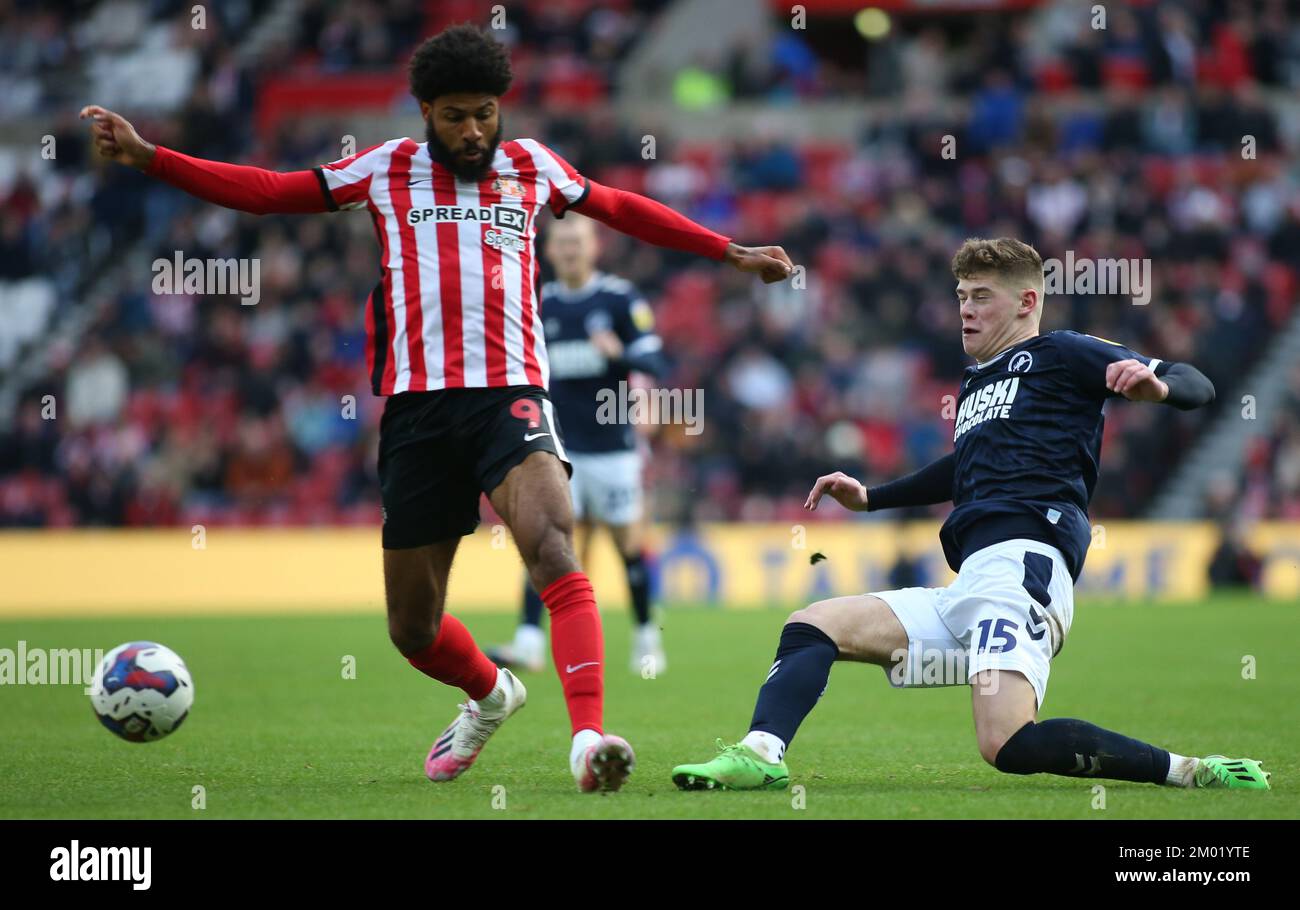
[1194,755,1271,790]
[672,740,790,791]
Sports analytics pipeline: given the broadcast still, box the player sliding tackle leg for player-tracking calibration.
[673,237,1269,792]
[674,591,1264,791]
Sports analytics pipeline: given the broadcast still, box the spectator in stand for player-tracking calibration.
[4,0,1300,531]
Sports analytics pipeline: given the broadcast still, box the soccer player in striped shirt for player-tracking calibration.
[82,24,794,792]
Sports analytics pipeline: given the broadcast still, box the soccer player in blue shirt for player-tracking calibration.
[672,238,1271,792]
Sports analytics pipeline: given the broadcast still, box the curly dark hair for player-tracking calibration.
[408,24,513,103]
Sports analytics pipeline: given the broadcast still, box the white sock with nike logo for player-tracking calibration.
[570,728,603,774]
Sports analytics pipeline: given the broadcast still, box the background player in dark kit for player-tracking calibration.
[490,214,668,675]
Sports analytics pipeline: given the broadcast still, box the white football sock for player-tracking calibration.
[570,728,603,774]
[474,668,509,716]
[742,730,786,764]
[1166,753,1197,787]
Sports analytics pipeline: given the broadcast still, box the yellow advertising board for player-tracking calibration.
[0,522,1295,618]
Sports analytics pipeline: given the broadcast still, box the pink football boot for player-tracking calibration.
[425,669,527,782]
[574,734,636,792]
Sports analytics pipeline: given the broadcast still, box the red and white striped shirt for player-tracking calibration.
[147,139,730,393]
[317,137,588,395]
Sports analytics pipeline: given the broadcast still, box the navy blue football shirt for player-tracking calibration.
[541,271,665,453]
[940,330,1171,581]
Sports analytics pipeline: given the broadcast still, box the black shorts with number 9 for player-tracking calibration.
[377,385,571,549]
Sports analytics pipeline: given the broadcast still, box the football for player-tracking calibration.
[89,642,194,743]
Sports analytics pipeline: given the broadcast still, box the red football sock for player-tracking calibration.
[541,572,604,735]
[403,615,497,701]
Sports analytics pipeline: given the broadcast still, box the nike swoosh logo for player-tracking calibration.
[408,178,431,186]
[565,661,599,673]
[524,432,550,442]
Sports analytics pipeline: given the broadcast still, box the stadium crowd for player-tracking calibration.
[3,0,1299,530]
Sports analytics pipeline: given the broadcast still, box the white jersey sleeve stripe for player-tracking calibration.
[319,139,402,211]
[517,138,586,215]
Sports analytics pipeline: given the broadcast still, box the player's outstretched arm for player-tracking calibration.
[1107,359,1215,410]
[80,105,329,216]
[805,453,957,513]
[573,179,794,284]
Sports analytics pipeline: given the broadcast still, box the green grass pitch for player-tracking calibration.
[0,595,1295,819]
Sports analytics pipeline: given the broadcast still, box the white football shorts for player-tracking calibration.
[871,538,1074,708]
[568,449,644,526]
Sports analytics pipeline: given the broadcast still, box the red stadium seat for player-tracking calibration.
[1035,58,1075,94]
[1102,57,1149,90]
[800,142,848,196]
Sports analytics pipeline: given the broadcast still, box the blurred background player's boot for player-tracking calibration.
[486,623,546,673]
[630,623,666,675]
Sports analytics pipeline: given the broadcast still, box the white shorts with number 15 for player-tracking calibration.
[871,539,1074,708]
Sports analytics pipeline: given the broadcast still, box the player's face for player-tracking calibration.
[545,218,599,283]
[423,93,503,182]
[956,275,1037,360]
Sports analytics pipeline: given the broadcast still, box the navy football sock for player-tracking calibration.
[622,551,651,626]
[995,718,1171,784]
[748,622,839,753]
[521,582,545,628]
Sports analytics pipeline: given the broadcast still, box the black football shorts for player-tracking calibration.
[377,385,571,549]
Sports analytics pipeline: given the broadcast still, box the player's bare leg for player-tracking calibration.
[385,540,527,782]
[969,669,1037,766]
[676,593,1268,791]
[971,670,1268,788]
[490,450,635,791]
[793,594,909,664]
[383,539,460,655]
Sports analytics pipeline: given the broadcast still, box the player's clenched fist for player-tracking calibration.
[79,105,156,170]
[1106,359,1168,403]
[804,471,869,512]
[724,242,795,284]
